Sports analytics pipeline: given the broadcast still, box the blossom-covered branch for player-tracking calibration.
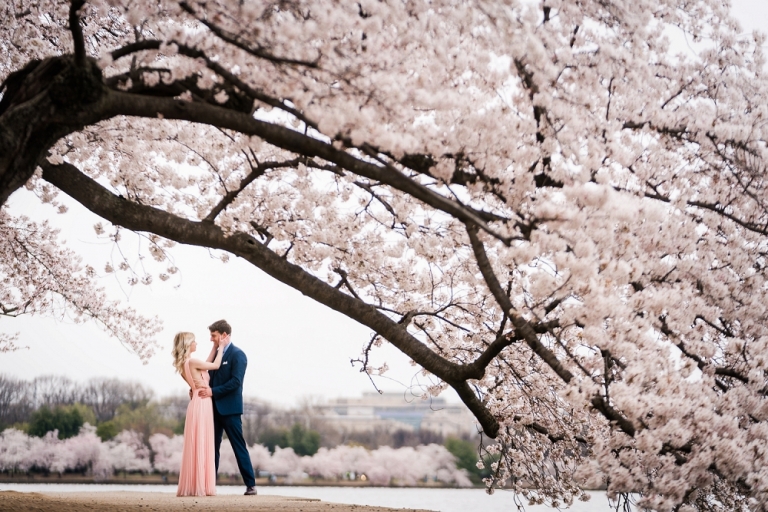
[0,208,161,361]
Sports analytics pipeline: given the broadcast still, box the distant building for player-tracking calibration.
[315,392,477,438]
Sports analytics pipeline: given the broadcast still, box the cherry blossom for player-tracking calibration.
[0,428,37,474]
[64,424,111,477]
[0,210,161,361]
[248,443,272,473]
[216,435,243,477]
[0,426,489,487]
[265,446,303,477]
[105,430,152,473]
[148,432,183,474]
[0,424,144,478]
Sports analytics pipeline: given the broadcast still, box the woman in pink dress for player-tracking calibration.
[172,332,223,496]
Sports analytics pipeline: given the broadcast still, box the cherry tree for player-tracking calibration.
[303,446,352,481]
[265,445,303,477]
[30,425,103,475]
[415,443,472,487]
[148,431,183,474]
[302,443,472,487]
[217,434,249,477]
[248,442,272,475]
[64,424,112,477]
[0,425,115,477]
[355,444,472,487]
[0,428,36,474]
[2,0,768,509]
[29,430,64,473]
[105,429,152,473]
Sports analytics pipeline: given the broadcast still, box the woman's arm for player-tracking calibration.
[205,342,218,363]
[190,345,224,371]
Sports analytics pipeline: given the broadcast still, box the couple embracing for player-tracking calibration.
[171,319,257,497]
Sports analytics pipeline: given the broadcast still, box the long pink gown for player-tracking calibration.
[177,359,216,496]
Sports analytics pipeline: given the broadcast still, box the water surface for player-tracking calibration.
[0,483,632,512]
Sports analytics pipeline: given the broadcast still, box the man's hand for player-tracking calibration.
[198,387,213,398]
[188,389,193,399]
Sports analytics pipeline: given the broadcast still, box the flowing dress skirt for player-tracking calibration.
[177,386,216,495]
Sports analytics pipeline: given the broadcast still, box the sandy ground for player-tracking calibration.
[0,491,434,512]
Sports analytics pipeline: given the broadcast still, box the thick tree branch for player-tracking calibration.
[645,183,768,236]
[622,123,768,235]
[0,56,102,205]
[110,40,318,129]
[354,145,510,226]
[468,320,561,377]
[661,316,751,391]
[465,224,574,383]
[466,224,640,437]
[94,89,507,242]
[590,395,636,437]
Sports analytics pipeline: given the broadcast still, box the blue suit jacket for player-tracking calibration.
[208,343,247,416]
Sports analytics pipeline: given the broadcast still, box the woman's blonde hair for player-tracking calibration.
[172,332,195,375]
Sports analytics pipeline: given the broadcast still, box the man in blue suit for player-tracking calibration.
[198,319,257,495]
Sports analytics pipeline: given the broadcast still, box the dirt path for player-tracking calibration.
[0,491,434,512]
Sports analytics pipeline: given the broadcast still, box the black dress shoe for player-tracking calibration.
[244,486,257,495]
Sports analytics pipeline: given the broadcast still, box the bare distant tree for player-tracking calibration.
[118,381,154,410]
[30,375,78,409]
[0,375,33,427]
[242,399,274,446]
[79,377,152,422]
[155,394,190,429]
[79,378,124,422]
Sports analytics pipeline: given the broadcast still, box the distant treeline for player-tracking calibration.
[0,374,154,427]
[0,374,184,443]
[0,374,487,482]
[0,374,450,450]
[0,427,476,487]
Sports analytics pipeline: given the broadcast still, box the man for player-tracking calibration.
[199,319,257,495]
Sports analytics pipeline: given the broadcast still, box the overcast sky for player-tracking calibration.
[1,0,765,409]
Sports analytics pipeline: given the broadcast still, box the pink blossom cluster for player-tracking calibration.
[0,210,161,361]
[152,433,472,486]
[0,426,471,486]
[0,426,150,478]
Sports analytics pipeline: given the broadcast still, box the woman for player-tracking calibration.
[172,332,223,496]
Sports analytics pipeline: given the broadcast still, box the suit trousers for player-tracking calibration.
[213,408,256,487]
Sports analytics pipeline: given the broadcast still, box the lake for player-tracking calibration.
[0,484,634,511]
